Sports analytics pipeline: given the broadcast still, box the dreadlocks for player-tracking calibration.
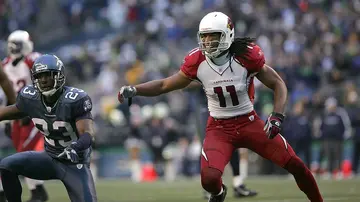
[229,37,256,59]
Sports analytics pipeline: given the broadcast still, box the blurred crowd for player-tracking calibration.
[1,0,360,179]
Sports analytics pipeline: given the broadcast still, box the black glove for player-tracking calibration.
[57,143,80,163]
[264,112,285,139]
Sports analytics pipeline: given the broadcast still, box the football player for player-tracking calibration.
[0,54,97,202]
[118,12,323,202]
[1,30,48,202]
[0,63,16,202]
[192,87,257,199]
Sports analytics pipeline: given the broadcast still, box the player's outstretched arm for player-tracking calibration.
[255,64,287,114]
[118,71,192,103]
[0,105,27,121]
[135,71,191,96]
[0,65,16,105]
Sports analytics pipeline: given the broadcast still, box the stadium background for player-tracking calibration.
[0,0,360,201]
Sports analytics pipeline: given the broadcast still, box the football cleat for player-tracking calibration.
[233,184,258,198]
[208,184,227,202]
[36,185,49,201]
[26,185,49,202]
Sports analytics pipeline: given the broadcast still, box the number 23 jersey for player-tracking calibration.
[180,45,265,119]
[16,85,93,162]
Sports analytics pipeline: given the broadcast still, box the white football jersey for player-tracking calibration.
[2,52,41,94]
[181,45,265,119]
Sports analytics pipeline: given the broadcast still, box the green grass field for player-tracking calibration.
[20,176,360,202]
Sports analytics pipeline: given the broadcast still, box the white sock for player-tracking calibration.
[0,178,3,191]
[164,161,176,182]
[233,175,244,187]
[217,186,224,195]
[25,178,43,190]
[130,160,142,182]
[239,159,248,180]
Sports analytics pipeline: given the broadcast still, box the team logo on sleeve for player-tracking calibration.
[83,99,92,111]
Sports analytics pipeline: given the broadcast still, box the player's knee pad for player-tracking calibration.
[201,167,222,193]
[284,155,307,175]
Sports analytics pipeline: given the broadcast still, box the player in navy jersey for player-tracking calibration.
[0,54,97,202]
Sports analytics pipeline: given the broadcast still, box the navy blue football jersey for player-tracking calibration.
[16,85,93,163]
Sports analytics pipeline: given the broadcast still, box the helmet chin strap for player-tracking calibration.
[205,50,222,58]
[36,78,59,97]
[42,88,57,97]
[9,53,23,60]
[211,50,230,66]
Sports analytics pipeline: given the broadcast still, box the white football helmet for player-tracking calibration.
[7,30,34,59]
[198,12,235,58]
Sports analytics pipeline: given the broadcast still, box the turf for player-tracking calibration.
[20,176,360,202]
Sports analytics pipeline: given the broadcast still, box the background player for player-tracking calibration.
[0,63,16,202]
[118,11,323,202]
[0,54,97,202]
[1,30,48,202]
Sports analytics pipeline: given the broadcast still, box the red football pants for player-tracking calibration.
[201,111,295,173]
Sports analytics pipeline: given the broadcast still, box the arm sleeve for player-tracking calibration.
[73,95,93,121]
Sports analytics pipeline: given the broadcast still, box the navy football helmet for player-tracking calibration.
[31,54,65,96]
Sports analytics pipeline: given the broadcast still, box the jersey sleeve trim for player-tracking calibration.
[180,69,196,80]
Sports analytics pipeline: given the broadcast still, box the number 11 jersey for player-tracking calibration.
[16,85,93,163]
[180,45,265,119]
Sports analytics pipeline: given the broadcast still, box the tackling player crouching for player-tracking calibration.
[0,54,97,202]
[119,12,323,202]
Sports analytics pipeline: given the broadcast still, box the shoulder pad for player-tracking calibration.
[18,85,40,99]
[183,48,204,66]
[62,86,89,103]
[180,48,204,79]
[234,44,265,73]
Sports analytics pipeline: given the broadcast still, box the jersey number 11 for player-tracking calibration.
[214,85,239,107]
